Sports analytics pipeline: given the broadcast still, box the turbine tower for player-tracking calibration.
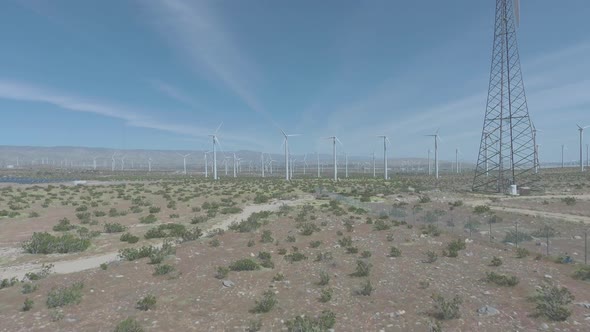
[316,152,320,178]
[372,152,376,178]
[148,157,152,172]
[577,124,589,172]
[208,123,223,180]
[377,136,390,180]
[473,0,538,192]
[280,129,300,181]
[261,153,265,178]
[325,136,342,181]
[561,144,566,168]
[426,131,440,179]
[111,153,117,172]
[427,149,431,176]
[204,152,209,178]
[178,153,191,175]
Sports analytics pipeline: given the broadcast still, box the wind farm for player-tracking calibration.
[1,1,590,331]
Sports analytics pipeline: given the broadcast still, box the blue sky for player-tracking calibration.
[0,0,589,163]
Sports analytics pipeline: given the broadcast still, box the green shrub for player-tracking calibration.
[533,285,574,321]
[309,240,322,248]
[485,272,519,286]
[346,246,359,254]
[100,263,108,270]
[139,214,157,224]
[215,266,229,279]
[473,205,491,214]
[118,245,156,261]
[22,283,38,294]
[356,279,374,296]
[260,230,274,243]
[388,246,401,257]
[254,194,270,204]
[373,219,391,231]
[421,224,441,237]
[120,232,139,244]
[300,222,320,236]
[46,282,84,308]
[561,197,576,206]
[423,251,438,263]
[229,259,260,271]
[0,277,18,289]
[104,222,127,233]
[22,298,34,311]
[190,215,208,224]
[149,206,161,214]
[503,230,532,244]
[250,290,277,313]
[516,247,530,258]
[136,294,156,311]
[23,232,90,254]
[285,310,336,331]
[153,264,175,276]
[318,270,330,286]
[442,239,466,257]
[338,236,353,247]
[431,294,462,320]
[350,260,371,277]
[221,206,242,214]
[273,273,285,282]
[319,288,333,303]
[361,250,372,258]
[490,256,502,266]
[52,218,75,231]
[228,211,272,233]
[114,317,144,332]
[572,266,590,281]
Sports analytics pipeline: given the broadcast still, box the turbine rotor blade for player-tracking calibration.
[214,122,223,134]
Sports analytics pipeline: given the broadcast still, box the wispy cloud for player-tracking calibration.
[149,79,202,110]
[0,79,267,149]
[140,0,279,127]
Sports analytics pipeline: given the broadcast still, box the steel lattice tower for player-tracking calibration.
[473,0,539,193]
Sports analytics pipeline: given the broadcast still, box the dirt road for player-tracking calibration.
[0,195,314,280]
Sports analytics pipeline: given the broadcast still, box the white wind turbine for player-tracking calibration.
[261,153,265,178]
[178,153,191,175]
[561,144,567,168]
[92,157,98,170]
[280,129,301,181]
[317,152,320,178]
[120,155,126,171]
[372,152,376,178]
[111,153,117,171]
[344,153,348,178]
[148,157,153,172]
[303,154,308,175]
[425,130,440,179]
[233,153,238,178]
[203,152,210,178]
[324,136,342,181]
[377,136,391,180]
[224,156,231,176]
[577,124,590,172]
[208,123,223,180]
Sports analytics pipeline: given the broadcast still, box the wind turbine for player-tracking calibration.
[303,154,308,175]
[587,143,589,170]
[427,149,431,176]
[92,157,98,171]
[455,148,461,174]
[561,144,566,168]
[377,136,391,180]
[324,136,342,181]
[209,123,223,180]
[280,129,301,181]
[261,153,265,178]
[148,157,152,172]
[577,124,590,172]
[111,153,117,172]
[344,153,348,178]
[120,155,126,171]
[224,156,231,176]
[316,152,320,178]
[177,153,191,175]
[203,152,209,178]
[426,130,440,179]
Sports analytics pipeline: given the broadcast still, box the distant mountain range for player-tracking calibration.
[0,145,471,172]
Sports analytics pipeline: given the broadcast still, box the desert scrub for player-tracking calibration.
[338,236,353,247]
[0,277,18,289]
[319,288,333,302]
[139,214,158,224]
[285,251,307,263]
[260,230,274,243]
[21,283,39,294]
[114,317,144,332]
[120,232,139,244]
[350,260,372,277]
[502,230,532,244]
[421,224,441,237]
[209,238,220,247]
[309,240,322,248]
[273,273,285,282]
[388,246,402,257]
[473,205,491,214]
[490,256,502,267]
[356,279,374,296]
[299,222,320,236]
[104,222,127,233]
[22,298,34,311]
[250,290,277,313]
[533,284,574,321]
[229,259,260,271]
[442,238,466,257]
[136,294,156,311]
[422,251,438,263]
[485,272,519,286]
[46,281,84,308]
[228,211,272,232]
[373,219,391,231]
[285,310,336,331]
[516,247,530,258]
[215,266,229,279]
[118,245,156,261]
[52,218,75,231]
[346,246,359,254]
[23,232,90,254]
[572,266,590,281]
[318,270,330,286]
[561,196,576,206]
[153,264,175,276]
[431,294,462,320]
[361,250,372,258]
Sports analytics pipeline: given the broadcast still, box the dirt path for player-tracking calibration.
[463,195,590,224]
[0,195,314,281]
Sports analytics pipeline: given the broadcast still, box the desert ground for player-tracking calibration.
[1,169,590,332]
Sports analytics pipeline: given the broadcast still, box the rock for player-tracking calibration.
[222,280,235,288]
[544,274,552,279]
[465,239,474,244]
[539,323,549,330]
[577,302,590,309]
[574,235,582,240]
[483,291,492,295]
[477,305,499,316]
